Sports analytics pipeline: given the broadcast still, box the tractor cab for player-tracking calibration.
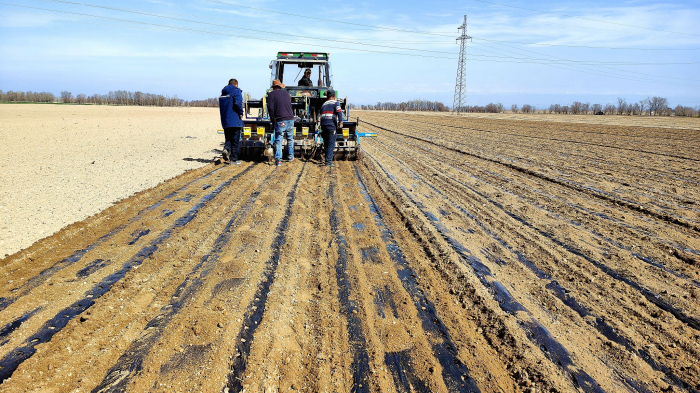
[270,52,333,88]
[267,52,341,123]
[240,52,373,161]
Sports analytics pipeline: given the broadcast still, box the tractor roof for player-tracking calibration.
[276,52,329,60]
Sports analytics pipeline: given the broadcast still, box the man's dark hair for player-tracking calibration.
[229,78,238,86]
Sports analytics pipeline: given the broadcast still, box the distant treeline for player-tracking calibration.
[534,97,698,117]
[350,99,450,112]
[0,89,219,107]
[352,96,699,117]
[4,90,697,117]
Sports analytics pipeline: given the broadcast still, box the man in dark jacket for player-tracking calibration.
[298,68,313,87]
[319,89,342,167]
[219,78,244,164]
[267,79,295,166]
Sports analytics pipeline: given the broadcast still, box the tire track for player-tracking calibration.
[0,168,221,314]
[325,174,371,393]
[353,164,481,392]
[366,131,700,332]
[224,163,306,392]
[375,116,700,162]
[92,165,280,392]
[363,124,700,390]
[0,166,250,383]
[365,151,614,393]
[374,125,700,289]
[361,120,700,236]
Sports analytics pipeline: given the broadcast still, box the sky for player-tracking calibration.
[1,0,699,108]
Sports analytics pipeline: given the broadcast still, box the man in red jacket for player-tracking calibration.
[319,89,342,167]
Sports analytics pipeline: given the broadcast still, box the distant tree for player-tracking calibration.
[603,103,616,115]
[630,102,640,115]
[484,102,503,113]
[592,103,603,114]
[522,104,533,114]
[511,104,518,113]
[582,102,590,114]
[60,91,73,103]
[570,101,583,115]
[616,97,627,115]
[648,96,668,116]
[674,105,697,117]
[639,99,649,115]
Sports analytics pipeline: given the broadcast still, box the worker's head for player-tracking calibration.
[304,68,311,77]
[228,78,238,86]
[326,89,336,99]
[271,79,285,90]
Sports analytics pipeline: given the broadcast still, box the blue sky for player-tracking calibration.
[1,0,699,108]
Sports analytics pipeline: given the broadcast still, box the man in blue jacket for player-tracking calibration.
[219,79,244,164]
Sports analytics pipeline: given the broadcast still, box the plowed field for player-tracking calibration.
[1,112,699,393]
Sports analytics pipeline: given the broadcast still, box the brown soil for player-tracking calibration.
[1,111,699,392]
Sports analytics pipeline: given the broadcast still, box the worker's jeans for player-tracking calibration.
[223,127,242,161]
[321,125,337,164]
[274,120,295,161]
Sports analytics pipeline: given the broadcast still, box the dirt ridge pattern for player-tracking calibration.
[1,112,699,392]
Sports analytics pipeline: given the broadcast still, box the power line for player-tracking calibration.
[0,3,460,59]
[471,38,700,82]
[474,0,700,37]
[204,0,456,38]
[33,0,459,55]
[26,1,698,66]
[463,52,700,66]
[5,2,697,88]
[472,37,699,51]
[468,41,700,87]
[0,8,183,31]
[29,0,700,56]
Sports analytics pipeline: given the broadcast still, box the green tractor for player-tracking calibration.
[240,52,375,161]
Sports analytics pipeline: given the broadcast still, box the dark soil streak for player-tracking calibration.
[0,166,245,384]
[354,165,481,392]
[76,259,112,278]
[377,117,700,162]
[385,350,431,393]
[0,309,40,343]
[362,120,700,234]
[368,123,700,334]
[128,229,151,245]
[225,164,306,392]
[91,166,271,393]
[0,168,221,314]
[327,175,371,393]
[367,153,609,393]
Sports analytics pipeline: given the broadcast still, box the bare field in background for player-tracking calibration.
[355,110,700,130]
[0,104,223,256]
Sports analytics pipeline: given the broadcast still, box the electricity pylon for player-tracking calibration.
[453,15,471,114]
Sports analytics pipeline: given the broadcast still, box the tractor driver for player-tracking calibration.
[298,68,313,87]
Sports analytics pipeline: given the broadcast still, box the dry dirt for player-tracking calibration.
[0,104,223,257]
[1,108,699,393]
[376,111,700,130]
